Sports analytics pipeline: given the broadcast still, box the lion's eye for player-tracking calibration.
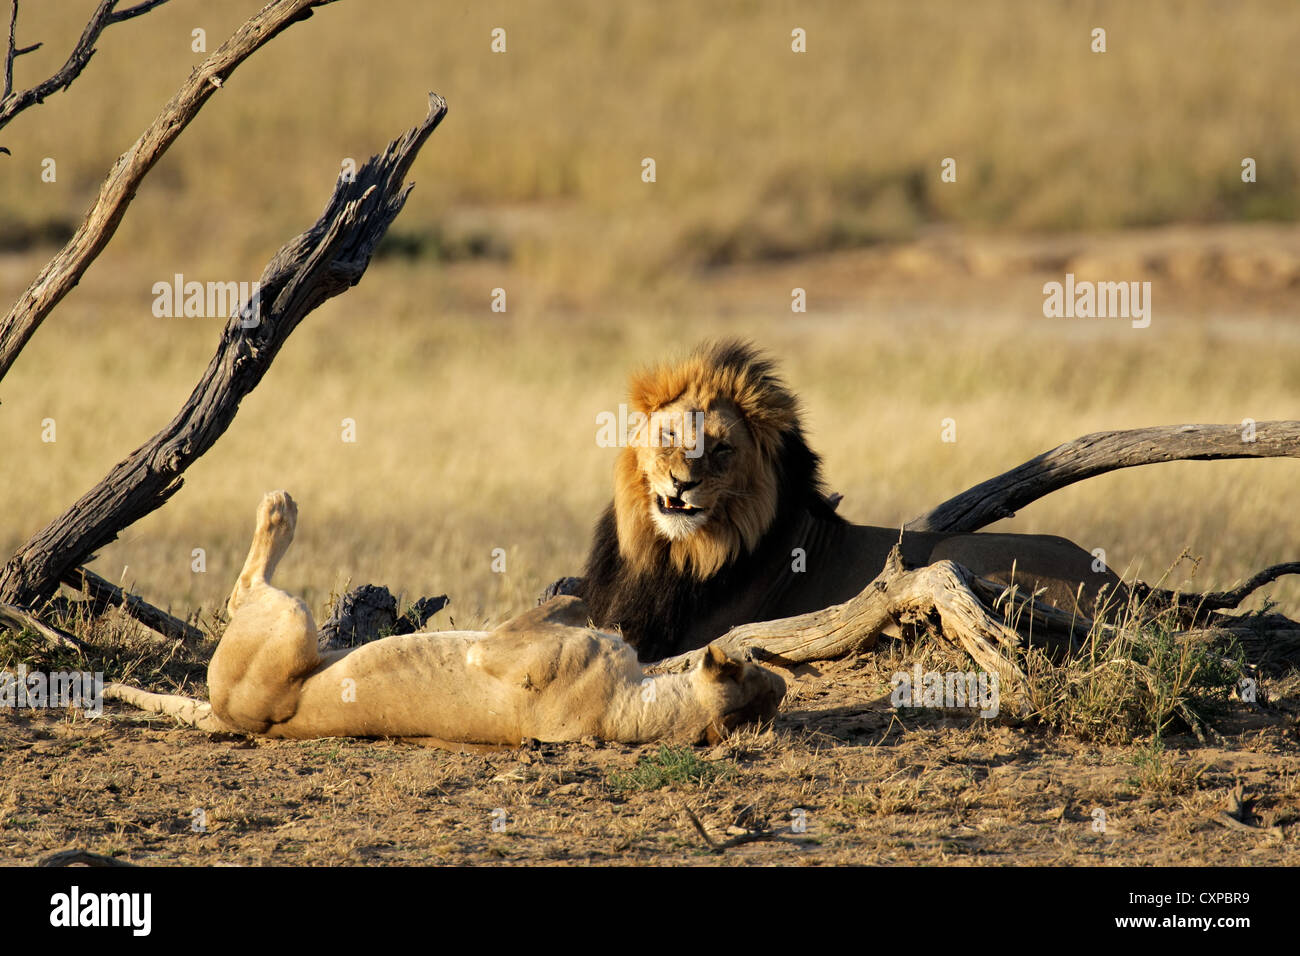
[714,441,733,459]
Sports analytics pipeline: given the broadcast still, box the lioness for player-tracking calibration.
[108,491,784,745]
[571,340,1122,661]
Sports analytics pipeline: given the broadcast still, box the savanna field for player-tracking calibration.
[0,1,1298,869]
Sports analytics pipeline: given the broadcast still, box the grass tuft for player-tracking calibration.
[607,746,735,792]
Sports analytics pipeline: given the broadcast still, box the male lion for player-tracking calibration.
[108,490,784,746]
[571,340,1122,661]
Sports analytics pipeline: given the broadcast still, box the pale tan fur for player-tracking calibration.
[117,491,784,746]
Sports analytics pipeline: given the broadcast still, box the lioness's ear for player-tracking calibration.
[701,643,744,681]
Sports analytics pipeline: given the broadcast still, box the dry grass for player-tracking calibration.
[1,3,1297,625]
[2,254,1297,627]
[1021,584,1251,745]
[3,1,1299,300]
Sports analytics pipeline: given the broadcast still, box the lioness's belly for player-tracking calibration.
[266,633,528,743]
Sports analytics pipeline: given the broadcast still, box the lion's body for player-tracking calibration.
[130,491,785,746]
[574,341,1121,661]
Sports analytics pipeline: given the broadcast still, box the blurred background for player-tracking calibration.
[1,0,1297,625]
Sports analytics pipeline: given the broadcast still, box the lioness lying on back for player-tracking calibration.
[107,491,784,746]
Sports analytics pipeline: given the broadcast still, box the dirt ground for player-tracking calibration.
[3,648,1296,867]
[4,223,1299,867]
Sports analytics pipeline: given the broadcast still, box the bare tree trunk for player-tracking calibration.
[907,421,1300,533]
[0,0,339,381]
[0,93,448,606]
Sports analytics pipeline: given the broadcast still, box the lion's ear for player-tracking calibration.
[700,643,744,682]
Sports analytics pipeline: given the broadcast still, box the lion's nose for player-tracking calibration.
[671,474,700,494]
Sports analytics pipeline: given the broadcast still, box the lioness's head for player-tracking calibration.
[690,644,786,744]
[614,340,823,579]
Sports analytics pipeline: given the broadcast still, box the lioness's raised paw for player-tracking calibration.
[228,490,300,615]
[257,489,298,539]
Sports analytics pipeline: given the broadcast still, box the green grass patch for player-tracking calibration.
[607,746,735,792]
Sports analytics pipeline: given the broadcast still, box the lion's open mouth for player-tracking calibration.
[657,494,705,516]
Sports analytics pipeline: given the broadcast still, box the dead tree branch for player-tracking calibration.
[0,601,86,652]
[649,549,1296,708]
[39,848,138,867]
[651,547,1043,706]
[0,92,448,606]
[3,1,22,105]
[60,565,205,644]
[0,0,339,381]
[1,0,175,136]
[1133,560,1300,627]
[907,421,1300,534]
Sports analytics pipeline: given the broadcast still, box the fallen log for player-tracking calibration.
[907,421,1300,534]
[650,547,1041,705]
[0,601,85,653]
[61,565,204,644]
[648,544,1299,718]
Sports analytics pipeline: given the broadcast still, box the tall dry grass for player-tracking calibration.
[3,1,1298,298]
[0,1,1296,627]
[3,251,1296,624]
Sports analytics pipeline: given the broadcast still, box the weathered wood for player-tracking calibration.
[645,551,1298,718]
[0,92,448,606]
[38,848,137,867]
[317,583,448,649]
[61,565,204,644]
[0,0,338,380]
[907,421,1300,533]
[0,600,86,652]
[1135,561,1300,623]
[651,547,1036,703]
[1,0,174,134]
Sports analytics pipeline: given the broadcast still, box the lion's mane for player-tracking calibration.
[578,340,843,660]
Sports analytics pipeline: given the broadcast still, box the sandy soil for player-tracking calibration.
[2,652,1295,867]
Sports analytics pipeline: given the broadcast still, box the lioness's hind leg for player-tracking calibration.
[227,490,299,617]
[210,490,318,732]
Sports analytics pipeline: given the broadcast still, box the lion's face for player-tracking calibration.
[617,389,781,579]
[613,342,800,580]
[635,397,760,542]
